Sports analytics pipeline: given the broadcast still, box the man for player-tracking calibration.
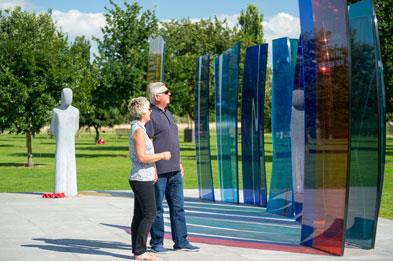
[145,82,200,253]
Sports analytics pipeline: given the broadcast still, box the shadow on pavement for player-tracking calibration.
[22,238,131,259]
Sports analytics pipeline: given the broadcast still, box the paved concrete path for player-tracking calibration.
[1,191,392,261]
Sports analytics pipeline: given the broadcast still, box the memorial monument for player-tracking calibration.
[50,88,79,197]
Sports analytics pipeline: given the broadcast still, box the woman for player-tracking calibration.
[128,97,171,260]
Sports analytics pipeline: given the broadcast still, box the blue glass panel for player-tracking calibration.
[214,43,240,203]
[195,54,214,201]
[346,0,386,249]
[147,36,165,82]
[299,0,351,256]
[241,44,268,206]
[268,37,297,217]
[291,36,305,220]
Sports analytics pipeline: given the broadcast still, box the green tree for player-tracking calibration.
[237,4,272,131]
[69,36,99,138]
[92,0,158,140]
[238,4,263,44]
[347,0,393,119]
[0,8,94,166]
[160,18,236,123]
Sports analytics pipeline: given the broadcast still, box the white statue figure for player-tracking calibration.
[50,88,79,197]
[290,89,304,217]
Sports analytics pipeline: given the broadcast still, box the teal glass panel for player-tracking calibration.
[299,0,351,256]
[195,54,215,201]
[268,37,298,217]
[291,36,305,220]
[214,43,240,203]
[290,39,299,81]
[147,36,165,82]
[241,44,268,206]
[346,0,386,249]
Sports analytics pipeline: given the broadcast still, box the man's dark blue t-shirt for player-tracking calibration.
[145,104,180,174]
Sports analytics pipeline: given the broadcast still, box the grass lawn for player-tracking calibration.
[0,130,392,219]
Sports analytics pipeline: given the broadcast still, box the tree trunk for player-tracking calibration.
[26,131,33,167]
[187,114,192,129]
[94,126,100,142]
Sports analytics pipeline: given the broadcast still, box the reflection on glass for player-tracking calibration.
[195,54,215,201]
[291,36,305,220]
[299,0,351,256]
[241,44,268,206]
[346,0,386,249]
[268,37,297,217]
[147,36,165,82]
[214,43,240,203]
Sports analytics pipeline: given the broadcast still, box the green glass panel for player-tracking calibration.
[346,0,386,249]
[195,54,214,201]
[214,43,240,203]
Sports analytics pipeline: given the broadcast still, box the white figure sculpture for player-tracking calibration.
[50,88,79,197]
[290,89,304,217]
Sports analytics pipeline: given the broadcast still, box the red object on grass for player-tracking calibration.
[42,192,65,198]
[97,138,105,144]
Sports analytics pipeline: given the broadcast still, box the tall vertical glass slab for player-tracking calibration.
[299,0,351,256]
[147,36,165,82]
[195,55,215,201]
[268,37,297,217]
[346,0,386,249]
[214,43,240,203]
[241,44,268,206]
[291,36,305,220]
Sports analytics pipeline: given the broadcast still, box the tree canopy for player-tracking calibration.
[159,17,237,121]
[0,7,94,166]
[90,0,158,140]
[347,0,393,118]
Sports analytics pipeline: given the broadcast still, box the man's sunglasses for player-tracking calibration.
[159,90,170,95]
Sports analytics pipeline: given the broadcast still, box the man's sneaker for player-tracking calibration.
[150,245,169,254]
[174,243,200,252]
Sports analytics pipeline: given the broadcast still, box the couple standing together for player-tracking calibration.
[128,82,199,260]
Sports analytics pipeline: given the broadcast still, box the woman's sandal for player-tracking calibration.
[134,252,157,260]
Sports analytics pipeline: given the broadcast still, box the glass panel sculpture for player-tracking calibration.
[291,36,305,220]
[268,37,298,217]
[346,0,386,249]
[299,0,351,256]
[214,43,240,203]
[241,44,268,206]
[195,54,215,201]
[147,36,165,82]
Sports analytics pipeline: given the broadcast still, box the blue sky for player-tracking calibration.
[0,0,301,64]
[26,0,299,20]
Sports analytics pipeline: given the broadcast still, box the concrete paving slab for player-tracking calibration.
[0,191,392,261]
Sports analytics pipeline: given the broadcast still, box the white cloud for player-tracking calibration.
[0,0,30,10]
[51,9,105,41]
[263,12,300,66]
[263,12,300,47]
[51,9,106,60]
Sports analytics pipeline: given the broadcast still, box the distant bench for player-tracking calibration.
[115,128,130,138]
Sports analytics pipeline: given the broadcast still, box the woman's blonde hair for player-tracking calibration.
[128,97,150,120]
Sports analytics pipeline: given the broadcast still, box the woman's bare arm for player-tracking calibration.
[133,128,171,164]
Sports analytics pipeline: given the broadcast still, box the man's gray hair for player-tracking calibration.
[128,97,150,120]
[147,82,168,103]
